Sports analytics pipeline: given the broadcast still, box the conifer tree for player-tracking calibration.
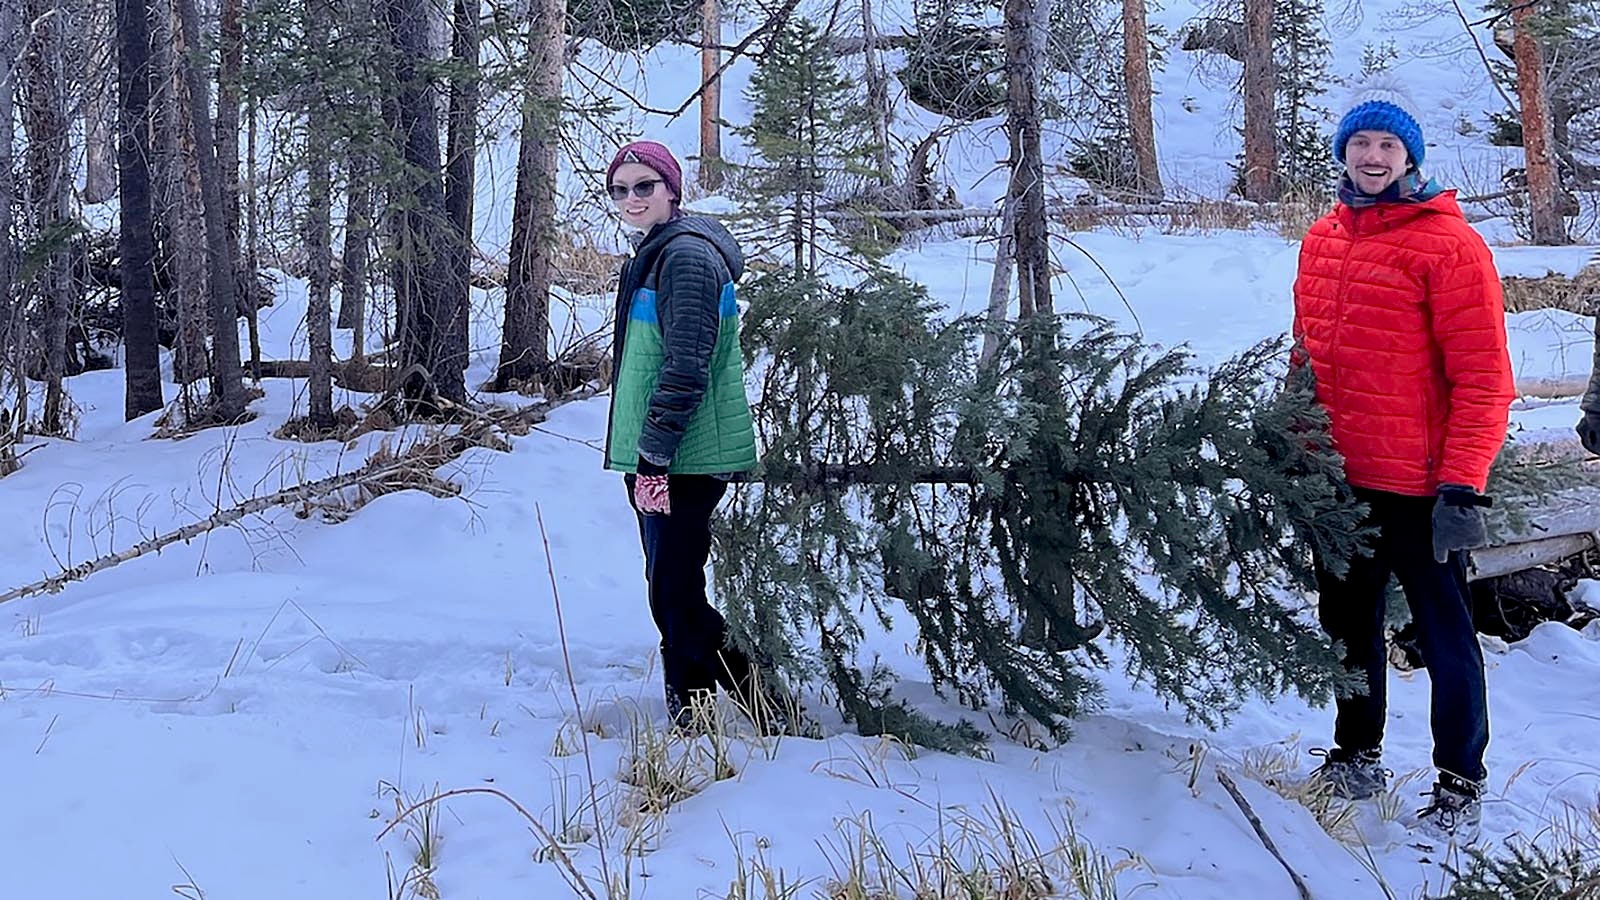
[737,17,878,272]
[1271,0,1334,197]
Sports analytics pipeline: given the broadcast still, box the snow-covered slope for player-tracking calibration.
[4,0,1599,897]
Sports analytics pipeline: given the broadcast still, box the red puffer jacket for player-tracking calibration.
[1292,191,1515,496]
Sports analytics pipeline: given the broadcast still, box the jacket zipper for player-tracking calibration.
[1333,215,1358,431]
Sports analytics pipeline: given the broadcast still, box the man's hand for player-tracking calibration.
[1432,484,1492,563]
[1576,410,1600,456]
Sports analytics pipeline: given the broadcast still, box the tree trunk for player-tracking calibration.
[698,0,723,191]
[494,0,562,390]
[980,193,1016,367]
[152,0,208,392]
[0,0,18,440]
[1241,0,1277,202]
[244,86,262,379]
[175,0,247,420]
[1005,0,1051,322]
[1121,0,1162,201]
[860,0,893,178]
[340,152,373,360]
[84,0,119,204]
[217,0,247,312]
[118,0,164,420]
[388,0,467,405]
[1512,3,1569,246]
[304,0,335,428]
[22,0,72,435]
[444,0,479,384]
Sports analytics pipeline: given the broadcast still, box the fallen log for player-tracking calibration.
[1471,488,1600,582]
[0,387,598,608]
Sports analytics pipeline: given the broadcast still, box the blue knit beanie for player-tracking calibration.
[1333,79,1425,167]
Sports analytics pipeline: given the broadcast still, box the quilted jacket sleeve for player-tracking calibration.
[1584,312,1600,414]
[1429,231,1515,492]
[637,238,726,466]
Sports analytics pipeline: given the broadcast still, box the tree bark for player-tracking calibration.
[217,0,247,313]
[699,0,723,191]
[22,0,73,435]
[84,0,119,204]
[0,0,18,438]
[118,0,164,420]
[1241,0,1278,202]
[174,0,247,420]
[1512,3,1569,245]
[151,0,208,391]
[339,152,373,359]
[388,0,468,405]
[244,85,262,379]
[980,193,1016,367]
[444,0,479,385]
[304,0,335,428]
[860,0,893,179]
[494,0,562,390]
[1121,0,1162,201]
[1005,0,1051,322]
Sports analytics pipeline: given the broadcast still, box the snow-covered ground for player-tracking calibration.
[6,0,1600,897]
[4,273,1599,898]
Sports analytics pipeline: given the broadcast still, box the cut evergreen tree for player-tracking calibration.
[716,268,1371,748]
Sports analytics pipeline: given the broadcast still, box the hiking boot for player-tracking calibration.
[1414,772,1483,845]
[1309,746,1388,800]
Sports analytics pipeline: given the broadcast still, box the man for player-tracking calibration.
[1291,82,1517,844]
[1578,311,1599,455]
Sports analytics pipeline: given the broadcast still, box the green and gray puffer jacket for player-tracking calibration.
[1585,313,1600,414]
[604,215,757,475]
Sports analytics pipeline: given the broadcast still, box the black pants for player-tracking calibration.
[1317,487,1489,782]
[625,474,754,703]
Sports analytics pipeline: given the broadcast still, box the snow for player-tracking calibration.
[5,0,1600,896]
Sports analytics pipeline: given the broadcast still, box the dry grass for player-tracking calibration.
[555,235,627,296]
[1501,268,1600,315]
[272,405,363,443]
[818,792,1142,900]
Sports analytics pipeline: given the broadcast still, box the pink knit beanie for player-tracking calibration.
[606,140,683,202]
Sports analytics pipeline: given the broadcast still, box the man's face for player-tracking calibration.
[1344,130,1410,195]
[609,162,676,230]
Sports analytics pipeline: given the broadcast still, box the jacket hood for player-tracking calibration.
[636,214,744,282]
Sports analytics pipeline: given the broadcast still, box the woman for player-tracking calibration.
[600,140,775,731]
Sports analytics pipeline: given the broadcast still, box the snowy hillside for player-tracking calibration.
[5,0,1600,897]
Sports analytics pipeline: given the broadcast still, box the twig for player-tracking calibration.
[1216,768,1315,900]
[377,786,601,900]
[1451,0,1520,114]
[536,503,614,893]
[34,714,58,754]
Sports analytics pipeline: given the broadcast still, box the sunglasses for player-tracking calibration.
[608,179,662,201]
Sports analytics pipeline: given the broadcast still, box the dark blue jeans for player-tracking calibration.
[625,474,753,704]
[1316,487,1489,783]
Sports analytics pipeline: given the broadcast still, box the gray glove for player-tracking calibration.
[1577,410,1600,456]
[1432,484,1492,564]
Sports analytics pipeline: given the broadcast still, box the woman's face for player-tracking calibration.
[610,162,676,230]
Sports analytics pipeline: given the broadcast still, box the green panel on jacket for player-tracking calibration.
[606,284,758,474]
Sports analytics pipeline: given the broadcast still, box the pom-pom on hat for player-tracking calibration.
[1333,77,1425,166]
[606,140,683,202]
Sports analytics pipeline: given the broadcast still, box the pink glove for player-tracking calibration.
[634,473,671,515]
